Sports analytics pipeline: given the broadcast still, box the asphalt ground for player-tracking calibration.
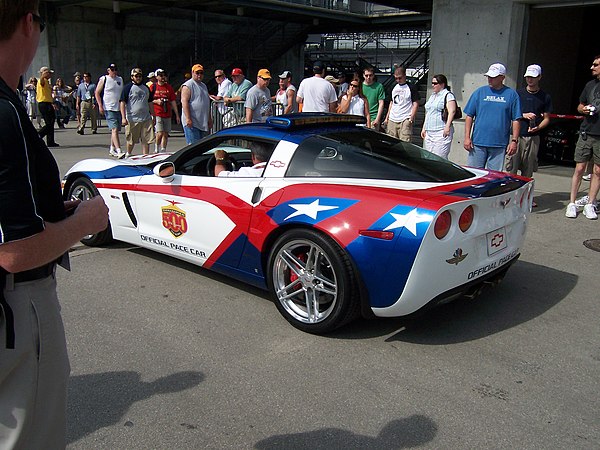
[46,121,600,449]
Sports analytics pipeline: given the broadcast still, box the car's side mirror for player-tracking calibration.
[153,161,175,182]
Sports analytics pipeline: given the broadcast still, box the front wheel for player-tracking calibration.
[267,229,360,334]
[68,177,112,246]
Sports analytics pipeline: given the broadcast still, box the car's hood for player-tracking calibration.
[65,153,172,178]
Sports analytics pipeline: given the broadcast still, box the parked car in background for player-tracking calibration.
[539,114,583,164]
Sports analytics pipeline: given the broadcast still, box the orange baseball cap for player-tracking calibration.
[257,69,271,79]
[191,64,204,73]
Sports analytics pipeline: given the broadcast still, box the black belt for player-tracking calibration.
[13,263,56,283]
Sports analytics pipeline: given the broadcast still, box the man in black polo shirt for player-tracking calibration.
[0,2,109,447]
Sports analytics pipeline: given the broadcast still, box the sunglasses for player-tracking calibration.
[431,81,439,85]
[31,13,46,32]
[215,74,224,78]
[259,76,270,81]
[133,74,142,78]
[350,83,359,87]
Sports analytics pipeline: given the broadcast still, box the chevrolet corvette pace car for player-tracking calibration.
[64,114,533,333]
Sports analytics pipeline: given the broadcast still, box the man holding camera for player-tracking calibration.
[565,54,600,219]
[151,68,180,153]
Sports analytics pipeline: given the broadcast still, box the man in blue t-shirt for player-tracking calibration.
[463,63,522,171]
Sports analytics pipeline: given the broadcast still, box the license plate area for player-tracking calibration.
[486,227,507,256]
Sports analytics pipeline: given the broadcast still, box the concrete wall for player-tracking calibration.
[430,0,526,166]
[29,5,305,95]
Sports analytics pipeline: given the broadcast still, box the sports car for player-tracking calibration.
[63,113,534,334]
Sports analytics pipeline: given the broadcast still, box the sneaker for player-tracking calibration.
[124,152,131,158]
[574,195,589,209]
[109,147,119,157]
[583,203,598,220]
[565,202,577,218]
[583,174,591,181]
[76,128,84,135]
[153,148,159,154]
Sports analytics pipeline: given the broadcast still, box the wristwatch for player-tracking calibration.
[511,139,518,143]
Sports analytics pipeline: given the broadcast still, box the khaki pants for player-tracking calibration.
[506,135,539,177]
[0,274,70,450]
[387,118,413,142]
[79,100,97,132]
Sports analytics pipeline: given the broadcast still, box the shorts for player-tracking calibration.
[574,134,600,164]
[155,116,172,133]
[387,118,413,142]
[105,110,122,130]
[125,119,155,145]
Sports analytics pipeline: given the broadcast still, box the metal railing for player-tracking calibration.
[210,100,284,133]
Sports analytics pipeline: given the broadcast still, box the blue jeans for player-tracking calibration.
[183,126,206,145]
[467,145,505,171]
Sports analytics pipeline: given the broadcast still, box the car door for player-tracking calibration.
[134,136,269,270]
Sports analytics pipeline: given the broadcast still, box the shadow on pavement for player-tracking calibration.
[532,191,570,214]
[254,414,437,450]
[331,260,576,342]
[67,370,204,444]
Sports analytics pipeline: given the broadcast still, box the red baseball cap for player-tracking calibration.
[231,68,244,76]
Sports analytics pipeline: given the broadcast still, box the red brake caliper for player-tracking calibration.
[289,253,307,290]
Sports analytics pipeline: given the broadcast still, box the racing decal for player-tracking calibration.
[162,201,188,238]
[382,206,434,236]
[140,234,206,258]
[446,248,468,265]
[267,197,358,225]
[467,249,518,280]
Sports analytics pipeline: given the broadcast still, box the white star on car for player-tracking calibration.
[284,199,339,221]
[383,208,433,236]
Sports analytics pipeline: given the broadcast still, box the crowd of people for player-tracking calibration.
[17,55,600,218]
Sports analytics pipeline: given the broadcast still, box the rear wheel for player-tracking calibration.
[267,229,360,334]
[68,177,112,246]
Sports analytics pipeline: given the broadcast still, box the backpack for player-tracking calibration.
[442,92,462,122]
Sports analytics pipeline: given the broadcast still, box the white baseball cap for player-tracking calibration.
[524,64,542,78]
[484,63,506,77]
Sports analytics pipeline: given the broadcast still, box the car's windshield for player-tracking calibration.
[286,129,474,182]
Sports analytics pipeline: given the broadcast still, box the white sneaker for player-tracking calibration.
[582,174,591,181]
[565,202,577,218]
[583,203,598,220]
[124,152,131,159]
[574,195,589,209]
[109,147,118,157]
[153,148,159,154]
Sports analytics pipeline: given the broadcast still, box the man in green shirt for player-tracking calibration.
[362,67,386,130]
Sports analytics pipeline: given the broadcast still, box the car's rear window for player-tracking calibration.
[286,129,474,182]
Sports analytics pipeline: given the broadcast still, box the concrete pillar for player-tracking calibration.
[430,0,526,165]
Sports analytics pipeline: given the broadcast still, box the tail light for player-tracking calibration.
[459,206,474,232]
[434,210,452,239]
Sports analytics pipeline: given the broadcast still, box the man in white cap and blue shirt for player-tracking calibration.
[463,62,522,170]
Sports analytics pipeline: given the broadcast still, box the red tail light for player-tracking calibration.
[434,210,452,239]
[459,206,474,232]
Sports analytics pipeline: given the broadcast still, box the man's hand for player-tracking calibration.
[463,137,473,151]
[72,196,109,236]
[214,149,228,161]
[506,141,518,156]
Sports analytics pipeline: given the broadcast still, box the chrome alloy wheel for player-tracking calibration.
[272,239,338,325]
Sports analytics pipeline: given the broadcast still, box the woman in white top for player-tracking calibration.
[420,74,457,159]
[337,79,371,127]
